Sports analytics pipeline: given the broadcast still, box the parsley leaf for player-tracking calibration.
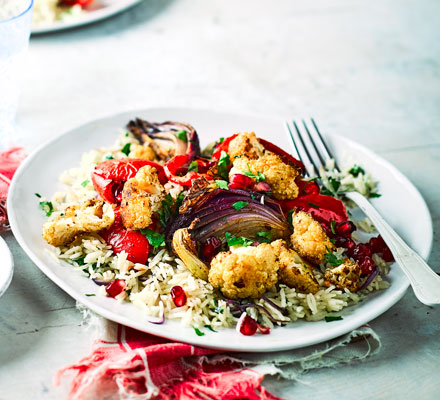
[287,209,295,227]
[158,194,174,227]
[39,201,54,217]
[324,251,344,266]
[325,315,343,322]
[369,192,382,198]
[349,164,365,177]
[330,220,336,235]
[125,132,129,137]
[225,232,253,247]
[204,325,217,332]
[81,179,89,187]
[215,180,229,190]
[232,201,248,210]
[34,193,41,198]
[121,143,131,156]
[85,294,96,297]
[105,155,114,160]
[307,201,320,209]
[175,192,185,210]
[329,177,341,192]
[140,229,165,249]
[257,231,272,243]
[243,163,265,182]
[175,130,188,142]
[187,160,199,173]
[218,137,225,144]
[194,327,205,336]
[218,151,231,179]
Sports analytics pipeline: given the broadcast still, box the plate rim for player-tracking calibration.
[0,236,14,298]
[31,0,144,34]
[7,107,433,351]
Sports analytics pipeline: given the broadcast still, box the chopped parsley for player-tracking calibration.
[287,209,295,227]
[34,193,41,198]
[125,132,129,137]
[349,164,365,177]
[187,160,199,173]
[325,315,343,322]
[324,250,344,266]
[175,192,185,210]
[330,220,336,235]
[218,151,231,179]
[85,294,96,297]
[175,130,188,142]
[322,177,341,197]
[74,256,86,266]
[158,194,174,227]
[215,180,229,190]
[232,201,248,210]
[140,229,165,249]
[225,232,253,247]
[257,231,272,243]
[204,325,217,333]
[307,201,320,209]
[105,155,114,160]
[369,192,382,198]
[243,163,265,182]
[39,201,54,217]
[218,137,225,144]
[81,179,89,188]
[194,327,205,336]
[121,143,131,156]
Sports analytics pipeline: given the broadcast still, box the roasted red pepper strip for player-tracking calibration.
[100,208,150,264]
[212,134,239,160]
[280,193,348,226]
[91,159,167,203]
[164,155,213,186]
[258,138,305,171]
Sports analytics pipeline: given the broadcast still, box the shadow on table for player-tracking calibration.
[31,0,176,41]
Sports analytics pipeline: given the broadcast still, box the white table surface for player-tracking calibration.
[1,0,439,398]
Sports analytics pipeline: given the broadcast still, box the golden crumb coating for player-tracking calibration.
[290,211,334,265]
[228,132,265,159]
[128,143,157,161]
[208,244,279,299]
[43,200,114,247]
[324,259,361,292]
[271,239,320,294]
[230,153,299,200]
[121,165,165,230]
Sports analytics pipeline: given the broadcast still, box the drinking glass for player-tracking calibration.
[0,0,33,147]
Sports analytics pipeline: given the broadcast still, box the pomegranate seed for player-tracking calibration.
[360,256,376,274]
[376,235,387,250]
[368,237,383,254]
[335,221,356,237]
[382,247,394,262]
[257,324,271,335]
[351,243,372,261]
[200,237,222,262]
[303,181,320,195]
[252,182,272,193]
[237,313,258,336]
[171,285,187,307]
[322,224,333,238]
[228,174,253,190]
[335,237,347,248]
[344,238,356,255]
[105,279,126,298]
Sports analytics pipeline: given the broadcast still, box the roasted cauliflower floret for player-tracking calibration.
[271,239,320,294]
[43,200,114,247]
[121,165,165,230]
[228,132,265,160]
[128,143,156,161]
[324,259,361,292]
[290,211,334,265]
[230,153,299,200]
[208,244,279,299]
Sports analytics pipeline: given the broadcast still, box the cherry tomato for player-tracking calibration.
[91,158,167,203]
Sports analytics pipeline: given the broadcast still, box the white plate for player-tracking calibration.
[8,108,433,352]
[0,236,14,297]
[32,0,143,34]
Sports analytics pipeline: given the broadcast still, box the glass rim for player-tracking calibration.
[0,0,34,24]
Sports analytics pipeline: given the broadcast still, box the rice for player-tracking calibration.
[45,131,391,332]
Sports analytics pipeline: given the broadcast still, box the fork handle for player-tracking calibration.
[345,191,440,306]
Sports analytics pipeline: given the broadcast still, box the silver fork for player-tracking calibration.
[285,119,440,306]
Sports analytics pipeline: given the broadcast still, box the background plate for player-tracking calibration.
[0,236,14,298]
[8,108,433,352]
[32,0,143,34]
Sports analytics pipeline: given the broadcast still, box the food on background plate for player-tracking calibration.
[39,118,394,336]
[32,0,95,27]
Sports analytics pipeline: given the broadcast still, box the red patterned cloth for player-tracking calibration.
[0,147,26,230]
[55,324,283,400]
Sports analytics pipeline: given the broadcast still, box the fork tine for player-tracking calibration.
[294,120,324,175]
[310,118,339,171]
[285,121,314,177]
